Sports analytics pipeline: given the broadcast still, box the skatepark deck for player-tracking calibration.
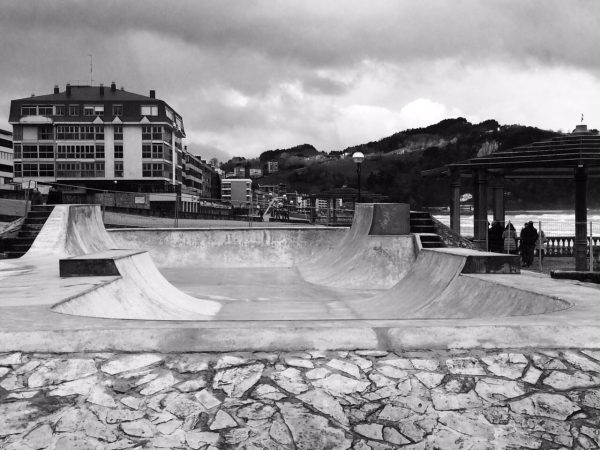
[0,204,599,352]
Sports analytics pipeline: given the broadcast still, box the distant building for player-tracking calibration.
[9,82,185,193]
[0,129,13,185]
[249,168,263,178]
[182,150,220,199]
[221,178,251,206]
[233,165,248,178]
[258,183,287,197]
[264,160,279,174]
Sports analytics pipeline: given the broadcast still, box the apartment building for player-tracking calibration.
[182,151,220,199]
[0,129,13,185]
[221,178,252,206]
[9,82,185,193]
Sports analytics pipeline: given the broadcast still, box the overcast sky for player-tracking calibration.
[2,1,599,160]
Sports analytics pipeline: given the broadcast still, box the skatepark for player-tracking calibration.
[1,203,598,350]
[3,203,600,448]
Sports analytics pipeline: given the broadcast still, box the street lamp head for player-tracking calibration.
[352,152,365,164]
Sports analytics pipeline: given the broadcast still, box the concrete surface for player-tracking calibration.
[1,204,600,352]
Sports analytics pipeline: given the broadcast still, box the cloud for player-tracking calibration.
[1,1,600,158]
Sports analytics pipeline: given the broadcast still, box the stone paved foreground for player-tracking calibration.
[1,349,600,449]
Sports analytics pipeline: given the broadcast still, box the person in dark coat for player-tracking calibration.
[520,221,539,267]
[30,189,43,206]
[488,221,504,253]
[46,186,63,205]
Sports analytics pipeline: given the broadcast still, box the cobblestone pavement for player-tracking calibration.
[2,349,600,449]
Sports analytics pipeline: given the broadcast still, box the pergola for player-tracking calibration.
[423,125,600,270]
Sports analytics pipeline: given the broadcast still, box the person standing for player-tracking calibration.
[520,221,539,267]
[488,221,504,253]
[502,223,517,254]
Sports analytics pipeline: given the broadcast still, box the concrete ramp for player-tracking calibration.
[46,203,570,321]
[24,205,118,260]
[53,250,220,320]
[298,204,416,289]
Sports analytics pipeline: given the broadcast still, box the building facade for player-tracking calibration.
[9,83,186,193]
[0,129,13,185]
[221,178,252,206]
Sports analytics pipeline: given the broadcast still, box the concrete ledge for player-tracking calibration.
[430,247,521,274]
[59,249,145,277]
[551,270,600,284]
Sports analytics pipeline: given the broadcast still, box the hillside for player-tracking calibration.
[228,118,600,209]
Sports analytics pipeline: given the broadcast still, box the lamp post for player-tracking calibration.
[352,151,365,203]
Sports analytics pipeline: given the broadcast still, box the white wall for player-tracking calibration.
[123,125,142,178]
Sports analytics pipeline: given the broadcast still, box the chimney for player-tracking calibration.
[66,83,71,97]
[53,85,59,94]
[99,83,104,96]
[149,90,156,99]
[110,81,116,92]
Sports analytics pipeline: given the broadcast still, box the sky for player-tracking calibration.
[2,0,600,161]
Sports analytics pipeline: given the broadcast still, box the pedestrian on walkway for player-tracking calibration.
[520,221,539,267]
[488,221,504,253]
[502,222,518,254]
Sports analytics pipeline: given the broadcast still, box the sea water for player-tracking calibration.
[433,210,600,238]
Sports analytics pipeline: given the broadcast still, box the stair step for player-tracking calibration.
[26,211,52,219]
[410,211,431,218]
[21,224,44,231]
[3,237,35,246]
[5,251,26,259]
[18,230,40,238]
[23,217,48,225]
[30,205,55,212]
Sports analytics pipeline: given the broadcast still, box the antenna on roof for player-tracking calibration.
[581,113,584,123]
[88,54,93,86]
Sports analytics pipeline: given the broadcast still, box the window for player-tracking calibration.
[166,108,174,121]
[84,105,104,116]
[141,105,158,116]
[13,126,23,141]
[55,105,65,116]
[13,144,22,159]
[152,126,162,140]
[114,161,123,178]
[38,126,53,140]
[114,144,123,159]
[142,163,152,177]
[95,145,105,159]
[69,105,80,116]
[94,126,104,140]
[23,163,38,177]
[39,145,54,159]
[83,106,94,116]
[142,126,152,140]
[95,162,105,177]
[38,105,53,116]
[142,162,164,177]
[112,104,123,116]
[142,144,152,159]
[23,146,37,159]
[39,163,54,177]
[114,125,123,141]
[83,126,94,140]
[152,143,163,159]
[57,162,80,177]
[21,105,37,116]
[14,162,22,177]
[81,162,95,177]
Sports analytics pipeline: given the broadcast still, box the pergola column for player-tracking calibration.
[449,169,461,234]
[492,173,505,226]
[472,169,488,250]
[575,166,588,271]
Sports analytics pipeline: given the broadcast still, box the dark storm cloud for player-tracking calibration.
[2,1,600,155]
[4,1,600,72]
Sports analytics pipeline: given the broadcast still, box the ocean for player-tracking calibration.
[433,210,600,238]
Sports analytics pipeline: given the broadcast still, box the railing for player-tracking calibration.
[521,236,600,257]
